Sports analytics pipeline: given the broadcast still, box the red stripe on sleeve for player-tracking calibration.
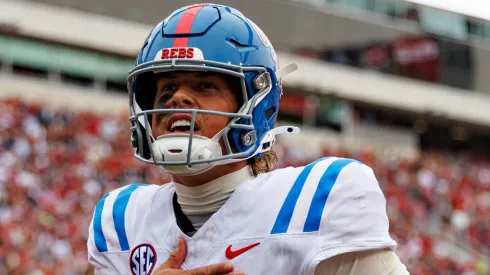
[172,5,205,48]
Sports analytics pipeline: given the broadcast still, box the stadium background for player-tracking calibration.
[1,0,490,274]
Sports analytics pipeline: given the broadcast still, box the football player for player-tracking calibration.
[88,3,409,275]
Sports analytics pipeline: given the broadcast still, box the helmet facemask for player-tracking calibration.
[128,58,275,176]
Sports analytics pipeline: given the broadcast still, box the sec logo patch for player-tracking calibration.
[130,243,157,275]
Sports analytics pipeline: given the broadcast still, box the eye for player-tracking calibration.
[197,82,217,90]
[163,83,178,91]
[159,93,173,103]
[156,83,177,105]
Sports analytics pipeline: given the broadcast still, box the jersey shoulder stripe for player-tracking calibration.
[92,184,149,253]
[113,184,141,251]
[94,193,110,253]
[270,157,332,234]
[303,158,360,232]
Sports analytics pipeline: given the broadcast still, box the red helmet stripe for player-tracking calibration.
[172,4,205,48]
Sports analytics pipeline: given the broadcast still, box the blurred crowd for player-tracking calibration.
[0,98,489,275]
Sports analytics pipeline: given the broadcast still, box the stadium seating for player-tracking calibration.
[0,98,489,274]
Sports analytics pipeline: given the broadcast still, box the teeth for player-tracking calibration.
[170,119,192,131]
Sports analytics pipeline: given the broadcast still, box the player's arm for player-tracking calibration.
[314,248,409,275]
[87,185,146,274]
[87,193,119,275]
[307,159,403,274]
[154,238,243,275]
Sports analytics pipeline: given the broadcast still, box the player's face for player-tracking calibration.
[151,72,239,140]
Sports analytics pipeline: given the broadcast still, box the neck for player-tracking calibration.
[173,164,254,221]
[171,160,249,187]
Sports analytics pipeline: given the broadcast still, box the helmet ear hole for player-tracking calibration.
[265,106,275,121]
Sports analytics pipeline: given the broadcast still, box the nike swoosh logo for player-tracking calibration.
[225,242,260,259]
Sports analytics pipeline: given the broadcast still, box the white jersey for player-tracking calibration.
[87,157,397,275]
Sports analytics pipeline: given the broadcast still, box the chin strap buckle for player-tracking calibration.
[257,126,300,153]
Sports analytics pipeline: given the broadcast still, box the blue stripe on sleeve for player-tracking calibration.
[93,193,109,253]
[303,158,359,232]
[270,157,331,234]
[112,184,143,251]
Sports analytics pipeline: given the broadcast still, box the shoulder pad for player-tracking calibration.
[270,157,361,234]
[90,184,155,253]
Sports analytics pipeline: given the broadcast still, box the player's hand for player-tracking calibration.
[155,237,244,275]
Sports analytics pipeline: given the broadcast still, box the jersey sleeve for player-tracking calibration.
[87,183,153,273]
[314,248,409,275]
[306,159,397,272]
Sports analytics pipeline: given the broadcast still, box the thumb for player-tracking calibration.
[159,237,187,269]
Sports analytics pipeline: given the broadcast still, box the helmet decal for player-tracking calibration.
[154,47,205,61]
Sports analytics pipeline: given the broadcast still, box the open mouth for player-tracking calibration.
[166,118,201,134]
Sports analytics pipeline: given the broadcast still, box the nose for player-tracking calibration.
[168,87,195,109]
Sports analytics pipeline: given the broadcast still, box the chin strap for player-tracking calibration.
[254,125,300,155]
[150,127,228,176]
[276,63,298,78]
[212,125,300,166]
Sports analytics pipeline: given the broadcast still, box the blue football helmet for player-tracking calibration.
[128,3,298,175]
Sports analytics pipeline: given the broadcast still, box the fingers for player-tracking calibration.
[189,262,238,275]
[156,237,245,275]
[159,237,187,269]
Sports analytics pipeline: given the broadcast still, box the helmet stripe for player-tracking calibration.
[172,4,205,48]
